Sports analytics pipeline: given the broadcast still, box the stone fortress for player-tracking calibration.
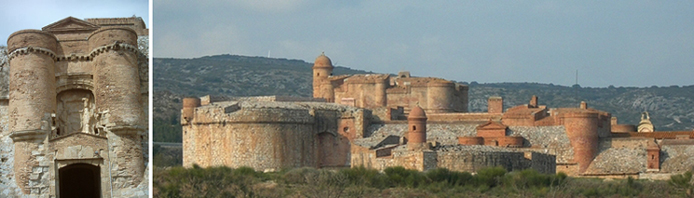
[182,53,694,178]
[0,17,149,197]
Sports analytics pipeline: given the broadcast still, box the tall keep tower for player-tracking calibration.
[6,29,59,196]
[88,26,145,192]
[312,52,334,101]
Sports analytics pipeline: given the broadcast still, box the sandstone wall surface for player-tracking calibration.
[186,105,315,171]
[507,126,572,163]
[185,101,367,171]
[584,138,694,175]
[435,145,554,173]
[660,145,694,173]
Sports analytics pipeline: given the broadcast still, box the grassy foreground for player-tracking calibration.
[153,165,693,198]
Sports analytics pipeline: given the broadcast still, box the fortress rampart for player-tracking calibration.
[436,147,556,174]
[182,52,693,180]
[184,107,316,169]
[182,100,368,171]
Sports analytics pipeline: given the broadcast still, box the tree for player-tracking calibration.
[137,36,148,58]
[0,46,7,67]
[669,171,693,197]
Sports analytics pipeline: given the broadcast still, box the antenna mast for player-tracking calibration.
[575,70,579,101]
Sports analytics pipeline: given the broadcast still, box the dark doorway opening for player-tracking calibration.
[59,163,101,198]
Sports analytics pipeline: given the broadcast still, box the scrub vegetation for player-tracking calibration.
[153,166,693,197]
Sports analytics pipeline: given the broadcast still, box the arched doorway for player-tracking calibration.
[59,163,101,198]
[316,132,350,168]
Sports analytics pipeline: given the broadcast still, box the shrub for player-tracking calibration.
[339,166,390,189]
[384,166,428,188]
[299,169,349,198]
[425,167,473,186]
[474,167,506,188]
[426,168,452,183]
[282,167,319,185]
[669,171,694,197]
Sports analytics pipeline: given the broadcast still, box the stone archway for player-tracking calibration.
[316,132,351,168]
[58,163,101,198]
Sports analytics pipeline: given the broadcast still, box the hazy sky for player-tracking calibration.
[1,0,149,45]
[168,1,683,87]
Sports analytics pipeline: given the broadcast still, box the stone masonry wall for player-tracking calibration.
[363,123,571,167]
[508,126,572,163]
[0,100,20,196]
[531,152,557,174]
[186,102,317,171]
[660,144,694,173]
[50,134,108,196]
[350,145,437,172]
[184,100,369,171]
[584,138,694,175]
[390,149,437,171]
[189,120,315,171]
[436,145,534,173]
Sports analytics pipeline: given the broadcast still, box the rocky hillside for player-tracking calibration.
[153,55,693,141]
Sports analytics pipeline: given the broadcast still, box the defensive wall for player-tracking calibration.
[182,100,369,171]
[182,52,693,180]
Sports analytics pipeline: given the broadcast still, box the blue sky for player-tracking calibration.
[1,0,149,45]
[154,0,693,87]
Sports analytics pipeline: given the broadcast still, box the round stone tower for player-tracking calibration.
[407,106,428,150]
[88,27,145,185]
[89,27,141,126]
[6,29,59,193]
[562,111,599,174]
[319,80,335,102]
[426,80,455,113]
[312,52,334,100]
[374,78,388,106]
[182,97,201,123]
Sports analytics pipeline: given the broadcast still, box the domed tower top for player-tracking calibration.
[408,105,427,119]
[313,52,333,68]
[638,112,654,132]
[407,105,427,150]
[312,52,334,99]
